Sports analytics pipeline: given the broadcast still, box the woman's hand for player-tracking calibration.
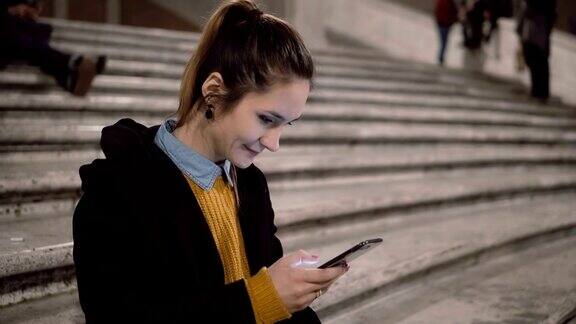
[268,250,348,313]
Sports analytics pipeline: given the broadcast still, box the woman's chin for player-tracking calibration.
[230,156,254,169]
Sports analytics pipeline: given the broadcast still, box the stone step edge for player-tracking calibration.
[43,18,199,41]
[45,19,417,64]
[1,214,575,313]
[278,184,576,230]
[0,262,75,307]
[0,72,523,105]
[0,242,73,288]
[3,161,576,205]
[2,102,573,127]
[315,222,576,319]
[264,158,576,182]
[3,135,576,147]
[2,185,575,282]
[1,91,572,119]
[542,292,576,324]
[2,114,575,134]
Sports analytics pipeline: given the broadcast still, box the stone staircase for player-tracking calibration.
[1,18,576,323]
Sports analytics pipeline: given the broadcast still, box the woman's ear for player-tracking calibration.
[201,72,225,100]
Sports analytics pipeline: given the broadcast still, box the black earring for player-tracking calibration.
[205,106,214,120]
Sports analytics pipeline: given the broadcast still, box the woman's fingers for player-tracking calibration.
[299,264,348,284]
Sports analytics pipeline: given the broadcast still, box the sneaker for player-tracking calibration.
[67,56,96,97]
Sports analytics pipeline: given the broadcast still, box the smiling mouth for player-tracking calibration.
[243,145,260,155]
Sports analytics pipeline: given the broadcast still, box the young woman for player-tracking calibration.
[72,1,347,323]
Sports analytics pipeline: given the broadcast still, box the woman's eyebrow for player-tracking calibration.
[265,110,302,123]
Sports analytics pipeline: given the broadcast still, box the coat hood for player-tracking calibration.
[79,118,160,192]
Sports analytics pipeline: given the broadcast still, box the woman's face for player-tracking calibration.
[213,79,310,169]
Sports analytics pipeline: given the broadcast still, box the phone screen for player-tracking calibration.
[318,238,383,269]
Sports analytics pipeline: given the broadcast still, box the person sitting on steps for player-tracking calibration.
[0,0,106,96]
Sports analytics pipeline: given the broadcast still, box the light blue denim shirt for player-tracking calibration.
[154,119,233,190]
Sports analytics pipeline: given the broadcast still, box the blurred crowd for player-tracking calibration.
[435,0,557,102]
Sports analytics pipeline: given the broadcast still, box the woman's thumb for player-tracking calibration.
[288,250,319,267]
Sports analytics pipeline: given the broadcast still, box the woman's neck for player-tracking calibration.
[173,117,221,162]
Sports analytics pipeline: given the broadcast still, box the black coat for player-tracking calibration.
[73,119,320,323]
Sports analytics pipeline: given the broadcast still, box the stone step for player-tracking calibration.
[323,220,576,324]
[0,68,543,108]
[303,193,576,320]
[38,18,573,107]
[4,142,574,186]
[44,20,424,69]
[2,144,573,223]
[302,103,576,129]
[42,41,536,100]
[51,29,197,52]
[40,41,536,100]
[270,166,576,239]
[312,89,576,118]
[72,58,524,101]
[1,192,575,320]
[2,104,574,141]
[0,69,463,97]
[44,18,198,42]
[2,89,571,124]
[43,22,533,90]
[0,78,576,127]
[0,144,576,197]
[0,69,482,98]
[37,34,544,103]
[3,144,576,216]
[47,18,415,65]
[49,38,416,70]
[2,115,576,146]
[2,165,575,281]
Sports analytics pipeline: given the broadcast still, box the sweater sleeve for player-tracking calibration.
[245,267,291,323]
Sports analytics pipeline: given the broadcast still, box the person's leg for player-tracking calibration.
[532,50,550,100]
[438,25,450,65]
[13,33,72,86]
[5,17,102,96]
[523,42,550,100]
[522,42,538,98]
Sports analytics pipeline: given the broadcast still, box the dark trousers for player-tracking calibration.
[437,25,451,65]
[522,42,550,100]
[0,14,71,86]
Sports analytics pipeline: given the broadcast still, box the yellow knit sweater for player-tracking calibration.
[187,176,291,323]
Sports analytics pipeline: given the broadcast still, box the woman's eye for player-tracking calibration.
[259,115,274,125]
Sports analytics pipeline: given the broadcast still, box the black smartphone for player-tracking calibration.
[318,238,383,269]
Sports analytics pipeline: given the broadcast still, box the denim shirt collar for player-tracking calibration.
[154,119,233,190]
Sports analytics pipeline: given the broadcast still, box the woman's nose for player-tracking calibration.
[260,127,281,152]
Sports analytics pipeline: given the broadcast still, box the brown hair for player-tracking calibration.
[175,0,314,127]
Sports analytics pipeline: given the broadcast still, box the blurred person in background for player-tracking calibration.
[482,0,514,59]
[459,0,489,71]
[0,0,106,96]
[460,0,486,51]
[435,0,459,65]
[516,0,557,102]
